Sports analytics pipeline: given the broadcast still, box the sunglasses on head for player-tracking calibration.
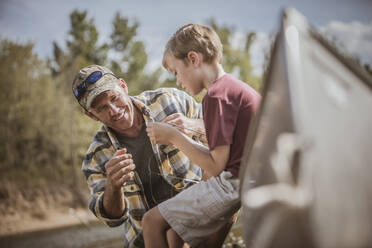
[73,71,117,101]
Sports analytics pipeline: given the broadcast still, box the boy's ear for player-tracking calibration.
[187,51,201,67]
[84,111,99,121]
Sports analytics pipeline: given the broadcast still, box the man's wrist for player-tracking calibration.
[103,186,126,219]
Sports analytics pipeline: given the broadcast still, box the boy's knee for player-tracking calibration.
[143,207,171,234]
[142,208,154,228]
[142,207,164,229]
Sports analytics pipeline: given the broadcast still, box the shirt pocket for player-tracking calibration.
[123,182,146,211]
[160,144,178,155]
[123,183,141,194]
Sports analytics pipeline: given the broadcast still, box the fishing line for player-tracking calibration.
[146,154,199,205]
[167,123,205,137]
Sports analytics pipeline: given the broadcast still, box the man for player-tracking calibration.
[72,65,205,248]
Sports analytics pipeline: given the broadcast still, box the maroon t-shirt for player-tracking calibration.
[202,74,261,177]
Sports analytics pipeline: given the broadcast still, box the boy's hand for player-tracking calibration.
[163,113,206,142]
[146,122,178,145]
[105,148,135,190]
[162,113,193,136]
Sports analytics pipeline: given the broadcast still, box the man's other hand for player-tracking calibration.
[105,148,135,189]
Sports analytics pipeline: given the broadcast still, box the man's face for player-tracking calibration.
[165,54,204,96]
[89,90,136,133]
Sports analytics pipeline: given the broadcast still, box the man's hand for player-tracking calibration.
[105,148,136,189]
[103,148,135,218]
[146,122,179,145]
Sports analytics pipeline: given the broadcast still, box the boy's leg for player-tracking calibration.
[165,214,234,248]
[197,211,239,248]
[199,222,233,248]
[167,229,190,248]
[144,172,239,247]
[142,206,170,248]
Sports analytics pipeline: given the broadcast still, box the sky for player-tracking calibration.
[0,0,371,76]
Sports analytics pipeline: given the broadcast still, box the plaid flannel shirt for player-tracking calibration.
[82,88,204,247]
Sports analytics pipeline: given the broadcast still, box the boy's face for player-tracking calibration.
[165,54,204,96]
[89,90,136,133]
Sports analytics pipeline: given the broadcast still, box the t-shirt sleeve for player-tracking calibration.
[203,96,239,151]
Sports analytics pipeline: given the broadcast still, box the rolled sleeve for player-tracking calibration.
[83,141,129,227]
[90,192,128,227]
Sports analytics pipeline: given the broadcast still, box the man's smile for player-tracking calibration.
[112,109,127,122]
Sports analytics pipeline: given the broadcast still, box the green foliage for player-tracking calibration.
[0,39,78,186]
[110,13,138,52]
[365,64,372,77]
[67,10,109,64]
[208,19,262,91]
[109,12,161,95]
[50,9,109,93]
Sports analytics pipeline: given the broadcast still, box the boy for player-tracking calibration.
[144,24,261,247]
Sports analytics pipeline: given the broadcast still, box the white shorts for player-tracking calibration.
[158,171,240,247]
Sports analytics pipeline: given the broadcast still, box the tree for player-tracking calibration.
[364,64,372,77]
[50,9,109,93]
[109,12,161,95]
[0,39,73,184]
[209,19,261,91]
[67,10,108,64]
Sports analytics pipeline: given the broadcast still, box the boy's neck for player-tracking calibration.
[203,63,225,89]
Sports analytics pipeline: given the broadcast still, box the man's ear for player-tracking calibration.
[187,51,201,67]
[84,111,99,121]
[120,78,128,94]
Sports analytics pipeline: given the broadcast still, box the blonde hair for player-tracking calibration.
[162,24,223,69]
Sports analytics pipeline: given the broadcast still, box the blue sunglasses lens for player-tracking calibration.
[74,83,87,98]
[86,71,103,83]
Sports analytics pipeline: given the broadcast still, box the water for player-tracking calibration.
[0,214,245,248]
[0,222,123,248]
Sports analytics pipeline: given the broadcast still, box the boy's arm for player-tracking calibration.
[147,122,229,176]
[167,88,207,142]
